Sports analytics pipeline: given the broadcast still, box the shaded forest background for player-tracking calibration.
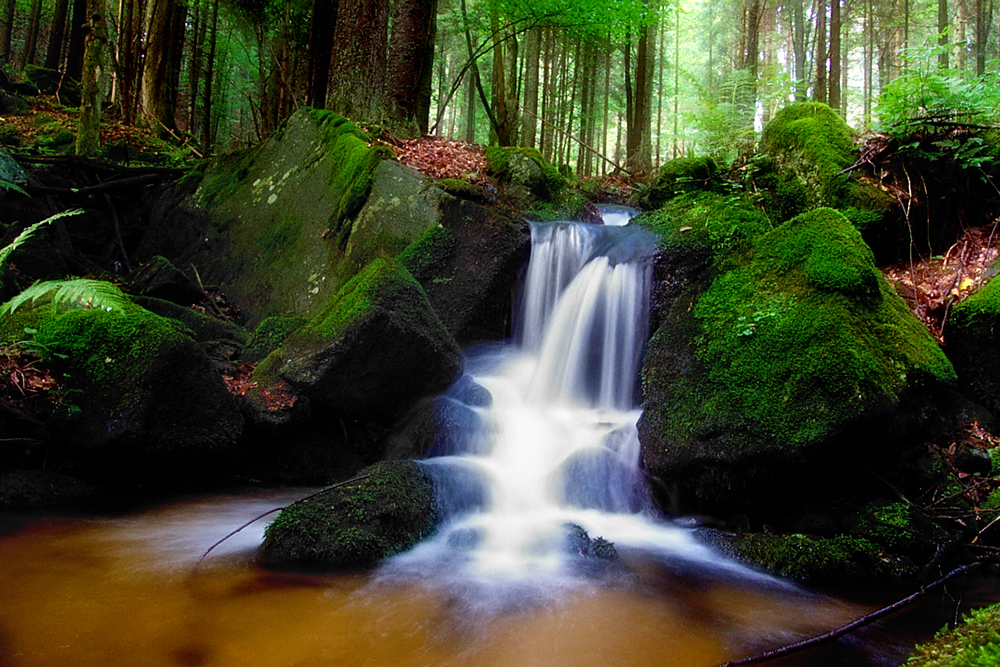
[1,0,999,175]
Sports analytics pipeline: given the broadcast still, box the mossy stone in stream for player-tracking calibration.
[261,459,437,569]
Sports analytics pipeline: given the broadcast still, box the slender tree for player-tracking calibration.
[77,0,107,155]
[45,0,71,70]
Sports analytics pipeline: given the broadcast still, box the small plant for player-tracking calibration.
[0,278,131,318]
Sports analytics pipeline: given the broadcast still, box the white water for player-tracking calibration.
[385,209,767,607]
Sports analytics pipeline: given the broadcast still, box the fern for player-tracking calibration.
[0,208,83,267]
[0,179,27,197]
[0,278,131,318]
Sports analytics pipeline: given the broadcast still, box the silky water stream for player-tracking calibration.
[0,207,972,667]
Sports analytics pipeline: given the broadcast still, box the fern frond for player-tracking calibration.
[0,278,131,319]
[0,179,28,197]
[0,209,84,267]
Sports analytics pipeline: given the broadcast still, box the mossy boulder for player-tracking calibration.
[0,284,243,466]
[259,257,462,422]
[755,102,893,236]
[261,459,437,569]
[242,316,307,364]
[638,207,956,514]
[485,146,569,211]
[946,277,1000,416]
[399,197,530,344]
[644,156,724,209]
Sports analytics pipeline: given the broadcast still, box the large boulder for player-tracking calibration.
[0,280,243,468]
[637,207,956,516]
[753,102,893,245]
[255,257,462,422]
[146,109,449,327]
[261,459,437,568]
[399,197,530,344]
[947,276,1000,417]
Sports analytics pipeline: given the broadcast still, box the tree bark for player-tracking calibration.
[520,26,541,148]
[307,0,337,109]
[201,0,219,149]
[76,0,107,156]
[329,0,390,125]
[815,0,827,104]
[829,0,841,111]
[626,22,653,174]
[489,10,516,146]
[66,0,89,81]
[141,0,178,135]
[21,0,44,69]
[386,0,438,135]
[45,0,71,70]
[792,0,807,101]
[938,0,949,68]
[0,0,13,62]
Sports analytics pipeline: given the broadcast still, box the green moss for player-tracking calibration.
[261,459,437,568]
[243,316,307,363]
[727,533,890,583]
[398,226,457,282]
[647,207,955,456]
[131,296,247,346]
[435,178,488,199]
[260,216,305,264]
[905,603,1000,667]
[197,149,256,205]
[852,501,935,561]
[485,145,569,201]
[646,156,723,208]
[633,191,772,258]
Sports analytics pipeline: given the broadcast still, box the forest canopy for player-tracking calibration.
[0,0,997,175]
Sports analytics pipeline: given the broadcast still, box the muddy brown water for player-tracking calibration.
[0,490,990,667]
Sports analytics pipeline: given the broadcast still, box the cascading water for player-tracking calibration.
[384,205,759,606]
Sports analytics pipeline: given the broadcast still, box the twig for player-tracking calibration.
[717,562,982,666]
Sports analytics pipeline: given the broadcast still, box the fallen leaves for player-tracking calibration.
[374,135,490,185]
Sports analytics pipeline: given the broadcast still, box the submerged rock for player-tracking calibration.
[261,459,437,569]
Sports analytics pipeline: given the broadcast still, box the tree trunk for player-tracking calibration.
[939,0,949,68]
[792,0,807,101]
[141,0,178,135]
[815,0,827,104]
[626,23,653,174]
[76,0,107,156]
[329,0,389,125]
[113,0,141,124]
[187,0,205,134]
[21,0,43,69]
[45,0,71,70]
[307,0,337,108]
[0,0,13,62]
[829,0,841,110]
[202,0,219,149]
[489,10,516,146]
[463,58,475,143]
[387,0,438,135]
[66,0,89,81]
[520,27,541,148]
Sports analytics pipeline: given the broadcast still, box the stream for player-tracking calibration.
[0,207,990,666]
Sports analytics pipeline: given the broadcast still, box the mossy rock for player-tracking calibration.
[126,255,205,305]
[905,602,1000,666]
[261,459,437,569]
[242,315,307,364]
[485,146,569,208]
[947,276,1000,416]
[1,286,244,465]
[638,208,955,513]
[263,257,462,421]
[131,295,248,349]
[644,156,724,209]
[399,197,530,344]
[755,102,893,234]
[709,532,902,583]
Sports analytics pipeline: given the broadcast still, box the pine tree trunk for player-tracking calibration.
[202,0,219,149]
[938,0,949,68]
[626,23,653,174]
[387,0,437,135]
[45,0,71,70]
[815,0,828,105]
[141,0,178,134]
[21,0,43,69]
[66,0,88,80]
[329,0,389,125]
[829,0,841,111]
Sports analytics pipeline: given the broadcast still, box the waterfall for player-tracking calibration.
[384,207,755,604]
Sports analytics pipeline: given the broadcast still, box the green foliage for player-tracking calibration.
[729,533,886,583]
[905,603,1000,666]
[243,316,306,362]
[398,226,457,282]
[0,278,131,319]
[0,209,83,270]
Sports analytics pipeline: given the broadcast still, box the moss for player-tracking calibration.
[851,501,935,563]
[261,459,437,568]
[30,305,191,406]
[643,207,955,461]
[725,532,891,583]
[243,316,307,363]
[485,145,569,201]
[435,178,489,200]
[131,296,248,346]
[197,149,256,205]
[905,603,1000,667]
[398,225,457,282]
[946,276,1000,415]
[633,191,772,258]
[645,156,723,208]
[260,216,305,265]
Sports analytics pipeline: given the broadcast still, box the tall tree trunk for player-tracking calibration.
[45,0,71,70]
[520,27,541,148]
[792,0,807,101]
[113,0,140,124]
[141,0,178,134]
[66,0,89,80]
[76,0,107,156]
[0,0,13,62]
[463,58,475,143]
[262,0,292,136]
[387,0,438,135]
[187,0,205,134]
[815,0,827,104]
[489,10,516,146]
[21,0,44,69]
[307,0,337,108]
[739,0,763,130]
[938,0,949,68]
[329,0,390,125]
[626,23,653,174]
[829,0,841,110]
[202,0,219,149]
